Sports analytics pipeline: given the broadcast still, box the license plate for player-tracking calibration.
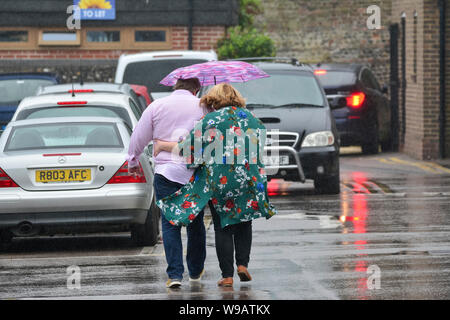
[36,169,91,183]
[263,156,289,166]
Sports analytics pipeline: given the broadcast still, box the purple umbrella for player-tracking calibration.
[160,61,270,87]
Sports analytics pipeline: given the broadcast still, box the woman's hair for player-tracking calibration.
[173,78,201,94]
[200,83,246,111]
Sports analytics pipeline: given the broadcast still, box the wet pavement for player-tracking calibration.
[1,149,449,300]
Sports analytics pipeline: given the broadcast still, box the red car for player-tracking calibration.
[130,84,152,107]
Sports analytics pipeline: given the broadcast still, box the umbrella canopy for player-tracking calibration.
[160,60,270,87]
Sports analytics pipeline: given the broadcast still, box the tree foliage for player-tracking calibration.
[216,0,276,60]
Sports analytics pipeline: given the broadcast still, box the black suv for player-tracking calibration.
[313,64,391,154]
[222,59,341,195]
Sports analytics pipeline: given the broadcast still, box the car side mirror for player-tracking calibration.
[329,97,347,110]
[381,84,389,95]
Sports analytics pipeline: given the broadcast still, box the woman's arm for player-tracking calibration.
[153,140,178,157]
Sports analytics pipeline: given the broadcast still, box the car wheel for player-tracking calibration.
[314,174,341,195]
[131,197,161,247]
[361,121,379,155]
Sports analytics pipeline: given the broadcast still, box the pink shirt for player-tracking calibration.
[126,90,205,185]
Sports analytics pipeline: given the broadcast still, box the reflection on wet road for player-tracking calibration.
[1,152,449,300]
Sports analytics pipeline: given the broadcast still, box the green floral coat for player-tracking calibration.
[156,106,277,228]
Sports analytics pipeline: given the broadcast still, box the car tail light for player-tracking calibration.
[314,69,328,75]
[0,168,19,188]
[346,92,366,108]
[107,161,147,184]
[57,101,88,106]
[68,89,94,93]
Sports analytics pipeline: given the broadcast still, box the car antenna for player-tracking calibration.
[71,79,76,97]
[79,59,84,86]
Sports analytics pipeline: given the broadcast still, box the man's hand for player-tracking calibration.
[128,165,139,177]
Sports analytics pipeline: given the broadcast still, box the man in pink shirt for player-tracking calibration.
[127,78,206,288]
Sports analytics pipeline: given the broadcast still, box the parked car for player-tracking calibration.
[313,64,391,154]
[115,50,217,100]
[11,92,143,129]
[0,117,159,246]
[205,58,340,194]
[0,73,60,135]
[36,82,148,112]
[130,84,152,107]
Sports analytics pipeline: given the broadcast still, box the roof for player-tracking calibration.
[8,116,126,128]
[36,82,132,96]
[18,92,132,110]
[252,62,314,73]
[0,73,60,82]
[312,63,365,73]
[0,0,239,27]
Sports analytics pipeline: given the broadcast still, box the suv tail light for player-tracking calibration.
[0,168,19,188]
[347,92,366,108]
[107,161,147,184]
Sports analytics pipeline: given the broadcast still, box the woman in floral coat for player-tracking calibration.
[155,83,277,287]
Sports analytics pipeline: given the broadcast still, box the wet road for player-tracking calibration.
[1,149,449,300]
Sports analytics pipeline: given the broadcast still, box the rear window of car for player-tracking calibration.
[16,106,133,128]
[5,122,123,151]
[230,72,325,107]
[0,78,56,105]
[122,59,207,93]
[314,71,357,88]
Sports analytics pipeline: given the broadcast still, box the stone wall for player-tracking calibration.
[254,0,392,85]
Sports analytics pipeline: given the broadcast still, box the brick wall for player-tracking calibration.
[254,0,392,85]
[0,26,226,83]
[392,0,442,160]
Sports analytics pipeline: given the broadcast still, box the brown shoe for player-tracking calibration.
[237,266,252,282]
[217,277,233,287]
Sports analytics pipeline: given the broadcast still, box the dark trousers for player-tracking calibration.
[154,174,206,280]
[211,204,252,278]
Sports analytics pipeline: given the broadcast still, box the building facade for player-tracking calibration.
[0,0,238,82]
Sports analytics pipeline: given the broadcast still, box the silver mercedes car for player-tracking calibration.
[0,117,159,246]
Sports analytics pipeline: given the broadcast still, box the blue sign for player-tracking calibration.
[74,0,116,20]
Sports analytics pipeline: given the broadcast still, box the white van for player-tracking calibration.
[114,50,218,100]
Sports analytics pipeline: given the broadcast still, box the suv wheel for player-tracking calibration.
[314,174,341,195]
[131,197,160,246]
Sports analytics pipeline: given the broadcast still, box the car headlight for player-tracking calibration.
[301,131,335,148]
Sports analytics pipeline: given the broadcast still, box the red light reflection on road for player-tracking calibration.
[351,172,369,299]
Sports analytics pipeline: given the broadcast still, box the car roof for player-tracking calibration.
[312,63,365,73]
[7,116,126,128]
[251,62,314,73]
[117,50,217,63]
[0,72,59,81]
[17,92,132,110]
[36,82,132,96]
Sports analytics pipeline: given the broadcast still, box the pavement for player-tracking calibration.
[0,149,449,300]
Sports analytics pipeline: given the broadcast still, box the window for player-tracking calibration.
[135,30,166,42]
[87,31,120,42]
[361,69,380,91]
[0,31,28,42]
[129,99,142,120]
[39,30,81,46]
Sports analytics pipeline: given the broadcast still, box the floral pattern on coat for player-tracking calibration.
[157,106,277,228]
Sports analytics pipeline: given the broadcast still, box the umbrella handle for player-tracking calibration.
[214,76,216,85]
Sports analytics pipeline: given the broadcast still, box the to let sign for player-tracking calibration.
[73,0,116,20]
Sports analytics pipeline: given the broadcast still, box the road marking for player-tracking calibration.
[388,157,442,174]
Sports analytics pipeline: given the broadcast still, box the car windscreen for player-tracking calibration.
[16,106,133,128]
[5,122,123,151]
[229,72,325,108]
[122,59,207,93]
[315,71,357,89]
[0,79,55,105]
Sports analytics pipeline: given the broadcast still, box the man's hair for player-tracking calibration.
[173,78,201,94]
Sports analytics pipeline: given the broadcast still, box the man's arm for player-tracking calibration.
[126,105,154,170]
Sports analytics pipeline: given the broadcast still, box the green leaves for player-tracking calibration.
[216,0,276,60]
